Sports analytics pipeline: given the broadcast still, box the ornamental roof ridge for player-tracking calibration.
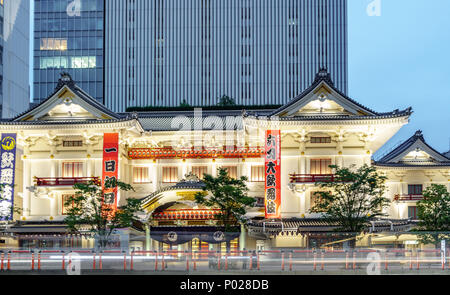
[244,110,412,124]
[120,109,275,118]
[266,69,412,119]
[0,117,137,126]
[376,130,450,165]
[374,162,450,168]
[445,150,450,160]
[12,72,122,122]
[273,110,412,121]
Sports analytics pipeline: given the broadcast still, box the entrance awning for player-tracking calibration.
[150,226,240,245]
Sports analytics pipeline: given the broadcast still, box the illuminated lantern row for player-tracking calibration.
[128,147,265,160]
[152,209,224,221]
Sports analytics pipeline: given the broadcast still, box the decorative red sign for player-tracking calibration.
[265,130,281,219]
[102,133,119,209]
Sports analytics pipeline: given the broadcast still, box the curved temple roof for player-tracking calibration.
[13,73,122,122]
[2,70,412,132]
[375,130,450,167]
[265,69,412,120]
[140,173,206,209]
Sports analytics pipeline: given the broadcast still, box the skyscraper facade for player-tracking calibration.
[33,0,348,112]
[104,0,348,111]
[33,0,104,104]
[0,0,30,118]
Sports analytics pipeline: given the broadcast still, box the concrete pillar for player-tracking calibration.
[150,163,158,192]
[299,191,307,216]
[86,158,93,177]
[50,160,57,178]
[306,157,310,174]
[239,223,247,251]
[241,161,249,179]
[22,159,31,217]
[337,156,343,168]
[398,182,403,195]
[50,193,57,217]
[145,225,152,251]
[212,161,217,177]
[300,156,306,174]
[182,160,188,177]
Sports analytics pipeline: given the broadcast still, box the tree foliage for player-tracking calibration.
[415,184,450,245]
[179,99,190,108]
[64,178,141,249]
[217,95,236,107]
[195,168,255,232]
[310,164,390,233]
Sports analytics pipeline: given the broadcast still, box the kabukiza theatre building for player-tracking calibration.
[0,70,449,251]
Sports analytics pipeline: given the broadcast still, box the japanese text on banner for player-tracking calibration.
[265,130,281,219]
[102,133,119,209]
[0,134,17,220]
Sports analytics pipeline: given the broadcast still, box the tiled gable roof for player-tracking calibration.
[376,130,450,166]
[12,73,122,122]
[269,69,412,119]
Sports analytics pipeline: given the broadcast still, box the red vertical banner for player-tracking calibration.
[102,133,119,209]
[265,130,281,219]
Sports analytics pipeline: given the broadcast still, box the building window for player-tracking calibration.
[310,159,332,175]
[162,167,178,183]
[191,166,208,179]
[63,141,83,147]
[251,166,265,182]
[62,194,75,215]
[222,166,238,179]
[62,162,84,178]
[40,38,68,51]
[408,206,418,219]
[71,56,97,69]
[40,56,69,69]
[408,185,423,195]
[133,167,150,184]
[311,137,332,144]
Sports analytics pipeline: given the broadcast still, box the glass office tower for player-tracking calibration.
[33,0,104,103]
[105,0,348,111]
[34,0,348,111]
[0,0,30,118]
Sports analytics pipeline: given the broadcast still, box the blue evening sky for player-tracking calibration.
[29,0,450,155]
[349,0,450,156]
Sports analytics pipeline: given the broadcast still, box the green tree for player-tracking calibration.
[195,168,255,250]
[416,184,450,246]
[310,164,390,233]
[217,95,236,107]
[64,178,141,249]
[179,99,190,108]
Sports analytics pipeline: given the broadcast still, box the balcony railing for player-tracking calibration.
[289,174,337,183]
[394,194,424,202]
[35,177,101,187]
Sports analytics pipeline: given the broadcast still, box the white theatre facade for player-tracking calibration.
[0,71,449,251]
